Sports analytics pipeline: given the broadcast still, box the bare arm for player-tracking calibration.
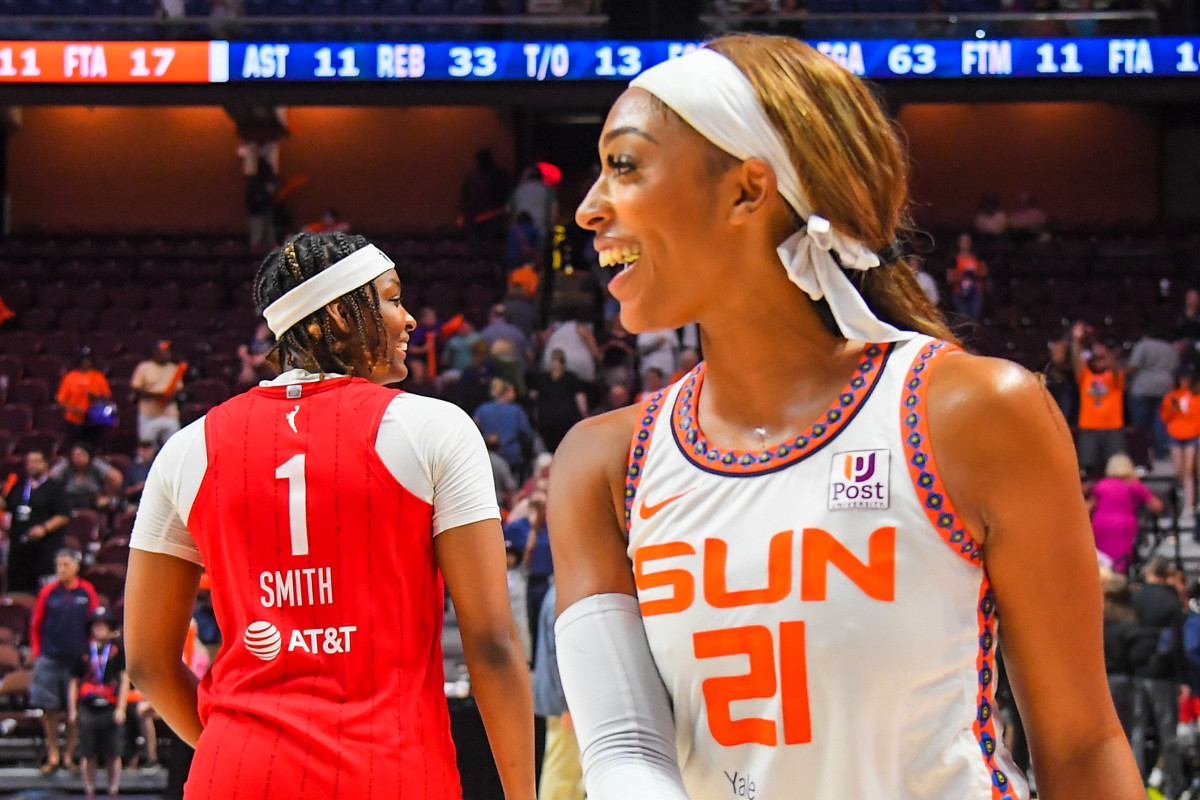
[435,519,536,800]
[123,549,203,747]
[548,408,640,612]
[929,354,1143,800]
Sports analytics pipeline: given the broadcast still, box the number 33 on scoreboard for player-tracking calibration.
[695,622,811,747]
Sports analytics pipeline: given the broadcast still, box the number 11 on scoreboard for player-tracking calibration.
[0,47,41,77]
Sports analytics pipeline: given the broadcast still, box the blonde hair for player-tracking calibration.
[1105,453,1136,479]
[703,35,956,344]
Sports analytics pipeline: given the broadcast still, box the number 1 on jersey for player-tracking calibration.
[275,454,309,556]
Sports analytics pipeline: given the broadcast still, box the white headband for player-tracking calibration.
[263,244,396,338]
[630,48,912,343]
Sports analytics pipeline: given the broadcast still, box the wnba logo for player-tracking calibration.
[829,449,890,510]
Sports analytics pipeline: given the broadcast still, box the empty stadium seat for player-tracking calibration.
[0,405,32,434]
[7,380,48,408]
[13,431,59,457]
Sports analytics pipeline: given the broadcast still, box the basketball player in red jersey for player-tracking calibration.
[124,232,536,800]
[548,35,1143,800]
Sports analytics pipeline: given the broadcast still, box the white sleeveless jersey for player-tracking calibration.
[625,336,1029,800]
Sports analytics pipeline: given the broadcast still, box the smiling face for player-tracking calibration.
[340,269,414,386]
[577,89,743,334]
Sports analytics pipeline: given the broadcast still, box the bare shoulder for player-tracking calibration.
[547,405,643,608]
[924,351,1079,539]
[926,350,1066,440]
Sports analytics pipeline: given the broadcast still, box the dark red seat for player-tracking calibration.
[7,379,48,407]
[0,405,33,433]
[13,430,59,457]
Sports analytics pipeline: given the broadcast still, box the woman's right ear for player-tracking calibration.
[324,300,353,336]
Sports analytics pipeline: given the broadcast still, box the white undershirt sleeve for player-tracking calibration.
[375,395,500,537]
[129,418,208,566]
[555,593,691,800]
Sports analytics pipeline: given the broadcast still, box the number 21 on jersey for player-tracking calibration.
[275,454,309,556]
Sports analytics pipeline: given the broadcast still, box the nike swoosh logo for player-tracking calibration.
[638,490,694,521]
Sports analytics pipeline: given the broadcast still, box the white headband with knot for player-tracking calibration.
[629,47,912,343]
[263,243,396,338]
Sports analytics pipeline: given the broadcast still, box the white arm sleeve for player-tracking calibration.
[555,593,691,800]
[375,395,501,537]
[129,418,208,566]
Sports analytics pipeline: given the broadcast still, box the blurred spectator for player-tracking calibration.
[1103,578,1148,742]
[638,329,681,381]
[508,165,557,245]
[533,583,584,800]
[508,262,540,305]
[490,339,528,401]
[480,304,533,370]
[504,538,531,664]
[1161,369,1200,521]
[440,319,480,380]
[1008,192,1048,240]
[130,341,185,447]
[950,233,987,321]
[460,148,510,248]
[1072,322,1126,476]
[541,309,600,388]
[236,323,275,389]
[50,444,122,513]
[0,292,13,326]
[474,378,535,478]
[303,208,350,234]
[532,349,588,453]
[486,434,518,508]
[597,316,638,395]
[456,339,499,416]
[596,383,632,415]
[1044,336,1078,426]
[399,358,438,398]
[503,498,551,665]
[57,348,113,450]
[671,347,701,384]
[973,194,1008,239]
[1089,453,1162,573]
[503,280,538,339]
[246,159,277,250]
[1133,556,1187,797]
[908,256,940,306]
[121,440,159,508]
[1127,323,1179,459]
[2,451,71,594]
[29,549,97,775]
[409,307,442,378]
[1177,289,1200,366]
[506,211,543,272]
[69,608,129,800]
[637,367,666,403]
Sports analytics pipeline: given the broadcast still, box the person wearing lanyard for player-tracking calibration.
[69,608,129,800]
[1,450,71,594]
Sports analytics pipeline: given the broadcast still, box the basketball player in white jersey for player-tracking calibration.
[548,35,1143,800]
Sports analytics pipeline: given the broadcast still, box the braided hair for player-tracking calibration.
[253,232,390,376]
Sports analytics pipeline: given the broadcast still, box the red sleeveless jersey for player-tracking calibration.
[185,377,460,800]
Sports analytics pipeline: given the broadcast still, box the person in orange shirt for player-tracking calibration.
[1072,322,1126,477]
[1161,369,1200,518]
[57,349,113,450]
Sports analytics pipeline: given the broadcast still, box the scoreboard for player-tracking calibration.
[0,36,1198,83]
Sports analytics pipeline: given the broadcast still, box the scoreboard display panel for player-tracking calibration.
[0,37,1197,84]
